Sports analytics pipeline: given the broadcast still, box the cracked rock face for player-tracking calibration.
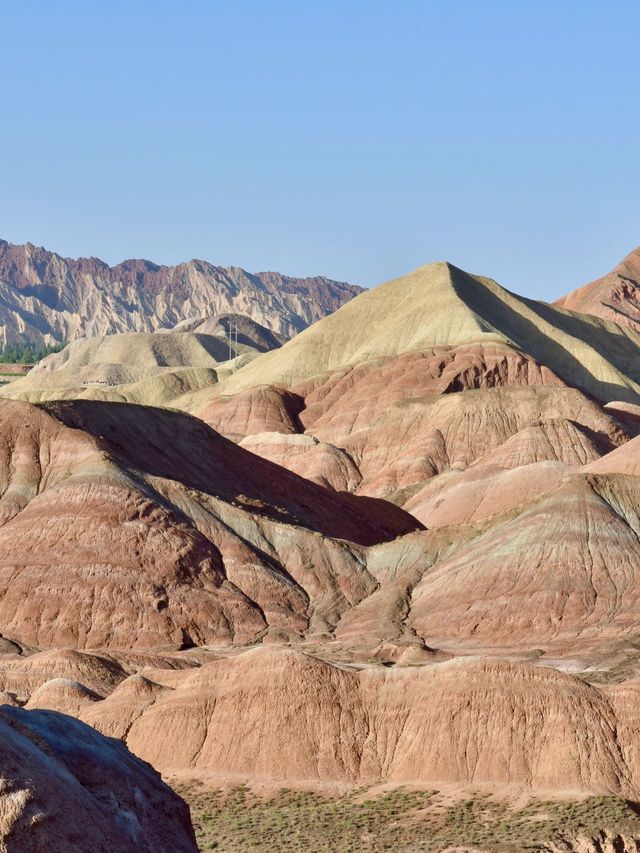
[0,705,197,852]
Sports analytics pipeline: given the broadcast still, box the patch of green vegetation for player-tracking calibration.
[0,341,65,364]
[172,781,640,852]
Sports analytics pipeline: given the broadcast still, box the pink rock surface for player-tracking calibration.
[77,646,640,797]
[556,247,640,331]
[0,398,419,650]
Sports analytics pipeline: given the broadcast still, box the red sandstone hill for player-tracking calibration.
[6,251,640,849]
[4,390,640,663]
[0,398,418,651]
[555,247,640,330]
[8,644,640,802]
[193,260,640,503]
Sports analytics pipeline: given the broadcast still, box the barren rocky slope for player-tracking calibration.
[7,258,640,663]
[3,647,639,847]
[0,397,418,651]
[172,311,287,350]
[192,261,640,502]
[5,251,640,849]
[123,255,640,666]
[405,471,640,654]
[108,648,640,795]
[0,238,361,345]
[0,643,638,851]
[4,644,640,801]
[6,332,230,390]
[5,391,640,662]
[215,261,640,401]
[0,703,196,851]
[556,247,640,330]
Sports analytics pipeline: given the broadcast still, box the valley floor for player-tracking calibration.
[171,779,640,853]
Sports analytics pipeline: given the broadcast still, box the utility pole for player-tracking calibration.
[228,320,239,360]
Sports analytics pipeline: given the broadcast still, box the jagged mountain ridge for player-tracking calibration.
[0,239,362,346]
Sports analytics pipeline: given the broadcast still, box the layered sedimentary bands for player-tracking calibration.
[556,247,640,331]
[3,246,640,848]
[0,398,418,650]
[1,643,640,808]
[0,238,361,345]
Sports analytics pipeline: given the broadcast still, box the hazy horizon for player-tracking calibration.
[2,1,639,300]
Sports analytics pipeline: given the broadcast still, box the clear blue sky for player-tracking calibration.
[1,1,639,300]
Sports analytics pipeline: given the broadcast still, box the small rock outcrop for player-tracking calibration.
[0,705,197,851]
[556,247,640,331]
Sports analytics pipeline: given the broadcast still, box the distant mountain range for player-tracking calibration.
[0,239,362,346]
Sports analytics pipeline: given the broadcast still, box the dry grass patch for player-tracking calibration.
[172,781,640,852]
